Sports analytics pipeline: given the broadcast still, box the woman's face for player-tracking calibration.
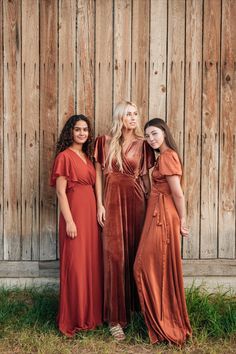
[122,105,138,130]
[72,120,89,145]
[144,126,165,150]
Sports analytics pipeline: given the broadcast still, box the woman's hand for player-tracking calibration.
[66,220,77,238]
[180,218,189,237]
[97,205,106,227]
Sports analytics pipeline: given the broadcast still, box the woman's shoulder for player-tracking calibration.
[159,149,182,175]
[161,149,179,160]
[54,148,72,162]
[95,134,111,143]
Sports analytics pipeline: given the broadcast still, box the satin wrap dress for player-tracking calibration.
[94,135,155,326]
[51,148,103,337]
[134,149,192,345]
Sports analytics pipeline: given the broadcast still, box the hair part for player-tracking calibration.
[107,100,143,172]
[56,114,93,159]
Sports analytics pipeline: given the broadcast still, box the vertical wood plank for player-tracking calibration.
[58,0,76,131]
[113,0,132,106]
[132,0,150,125]
[149,0,167,119]
[201,0,221,259]
[3,0,21,260]
[95,0,113,136]
[166,0,185,157]
[77,0,95,120]
[183,0,202,259]
[0,0,3,260]
[21,0,39,260]
[40,0,58,260]
[219,0,236,258]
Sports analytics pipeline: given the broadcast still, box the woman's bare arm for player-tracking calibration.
[95,162,106,227]
[56,176,77,238]
[166,175,189,237]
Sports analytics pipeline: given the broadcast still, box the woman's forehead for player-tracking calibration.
[74,120,88,128]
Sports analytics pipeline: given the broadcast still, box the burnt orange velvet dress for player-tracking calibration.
[51,148,103,337]
[94,135,154,327]
[134,149,192,345]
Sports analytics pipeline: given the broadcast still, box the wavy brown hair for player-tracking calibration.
[56,114,93,159]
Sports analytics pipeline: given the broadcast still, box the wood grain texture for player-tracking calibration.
[39,0,58,260]
[0,0,235,269]
[183,0,202,259]
[201,0,221,259]
[149,0,167,120]
[58,0,76,131]
[21,0,39,260]
[0,0,3,260]
[219,0,236,258]
[95,0,113,135]
[77,0,95,121]
[3,0,22,260]
[166,0,185,157]
[1,259,236,278]
[131,0,150,126]
[113,0,132,106]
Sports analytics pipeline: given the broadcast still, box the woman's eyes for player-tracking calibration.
[74,128,88,132]
[126,112,138,116]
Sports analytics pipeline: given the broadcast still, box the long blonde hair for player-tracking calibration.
[107,100,143,172]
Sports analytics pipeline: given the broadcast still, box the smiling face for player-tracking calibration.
[144,125,166,150]
[72,120,89,146]
[122,105,138,131]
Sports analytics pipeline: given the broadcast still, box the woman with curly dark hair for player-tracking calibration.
[51,114,103,337]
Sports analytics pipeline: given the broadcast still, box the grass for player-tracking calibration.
[0,285,235,353]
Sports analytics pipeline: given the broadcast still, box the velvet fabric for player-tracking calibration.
[94,135,155,326]
[51,148,103,336]
[134,149,192,345]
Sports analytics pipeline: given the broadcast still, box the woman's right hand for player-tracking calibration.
[66,220,77,238]
[97,205,106,227]
[180,218,189,237]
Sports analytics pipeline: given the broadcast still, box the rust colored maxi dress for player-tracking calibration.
[134,149,192,345]
[94,135,155,327]
[51,148,103,337]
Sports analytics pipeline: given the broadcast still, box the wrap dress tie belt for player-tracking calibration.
[152,187,171,321]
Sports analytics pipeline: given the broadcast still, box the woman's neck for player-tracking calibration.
[122,129,135,141]
[70,143,83,152]
[159,141,169,154]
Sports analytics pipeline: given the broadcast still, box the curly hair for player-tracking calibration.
[56,114,93,159]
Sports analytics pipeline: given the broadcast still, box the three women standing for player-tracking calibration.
[51,115,103,337]
[94,100,154,340]
[51,110,191,346]
[134,118,192,345]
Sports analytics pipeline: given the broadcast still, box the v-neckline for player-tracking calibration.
[68,148,88,165]
[122,139,138,155]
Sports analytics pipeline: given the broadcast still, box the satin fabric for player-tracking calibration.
[94,135,155,327]
[51,148,103,336]
[134,149,192,345]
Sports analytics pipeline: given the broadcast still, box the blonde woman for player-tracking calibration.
[94,100,155,340]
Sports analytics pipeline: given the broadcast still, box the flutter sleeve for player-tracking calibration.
[140,140,156,176]
[94,135,107,169]
[50,152,72,187]
[159,150,182,176]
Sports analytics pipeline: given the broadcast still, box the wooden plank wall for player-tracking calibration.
[0,0,235,266]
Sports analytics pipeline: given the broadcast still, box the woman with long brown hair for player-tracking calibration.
[94,100,155,340]
[134,118,192,346]
[51,114,102,336]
